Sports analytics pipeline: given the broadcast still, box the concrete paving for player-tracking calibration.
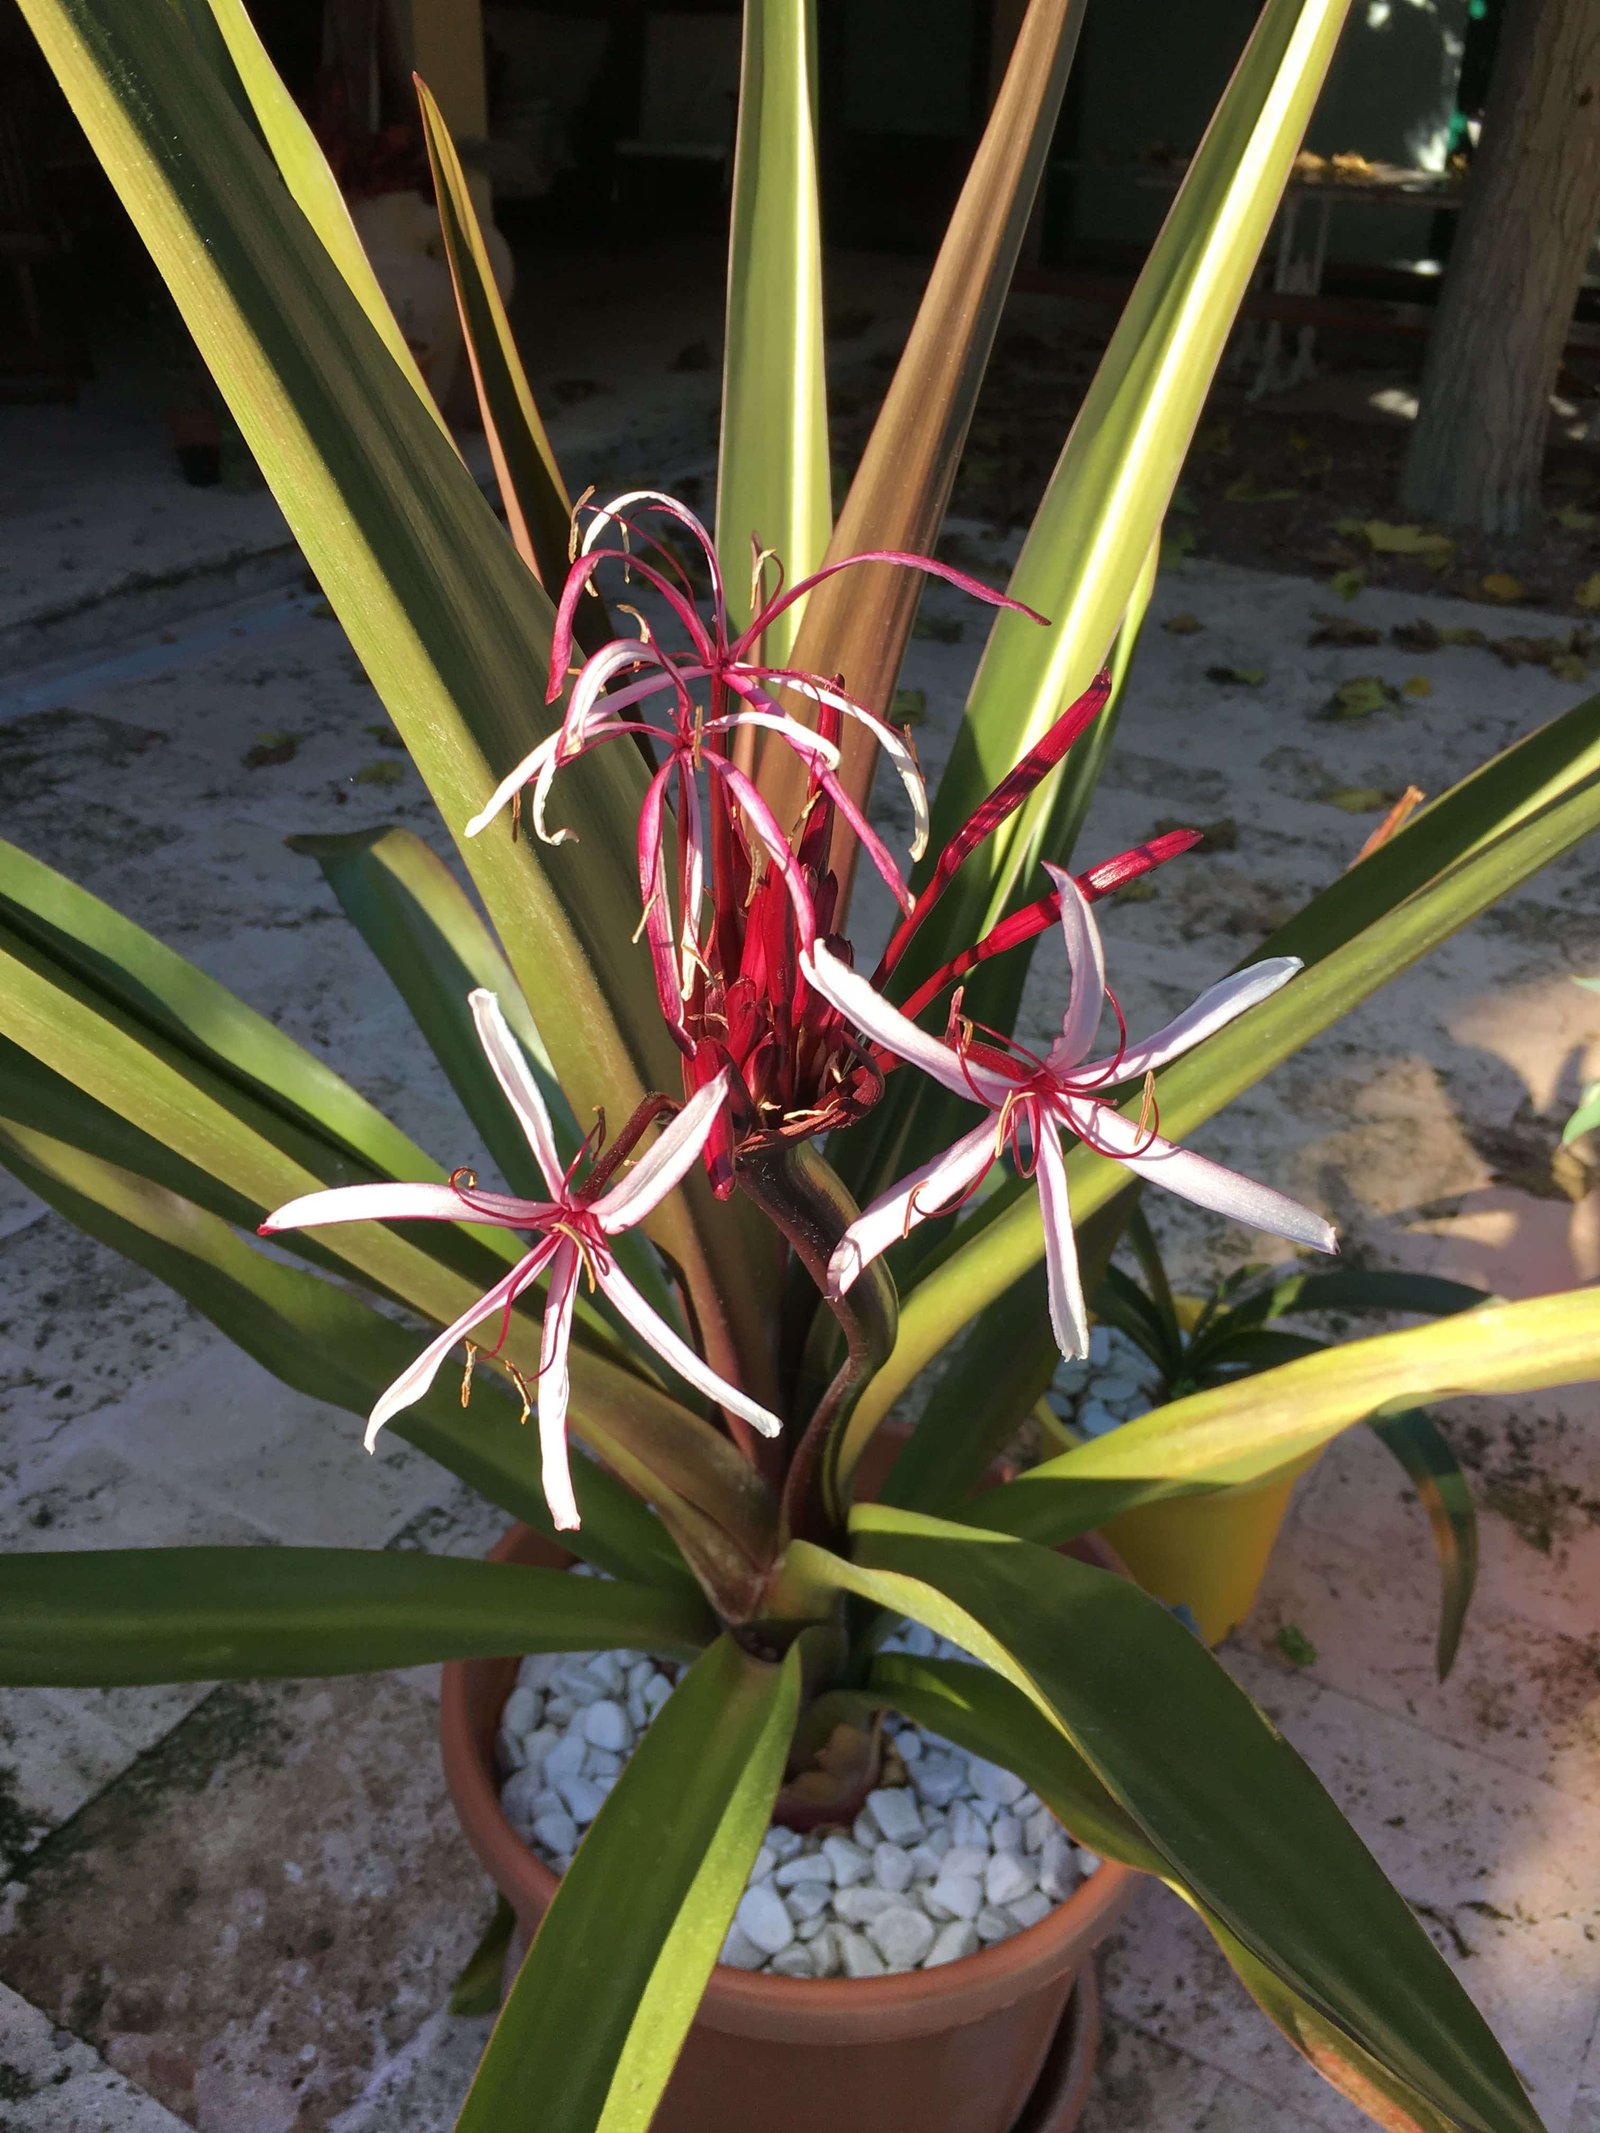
[1,313,1598,2127]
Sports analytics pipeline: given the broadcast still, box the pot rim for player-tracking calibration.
[440,1523,1138,2044]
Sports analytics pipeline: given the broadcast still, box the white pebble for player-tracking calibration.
[503,1685,543,1736]
[809,1924,842,1976]
[1096,1372,1143,1402]
[586,1749,622,1780]
[902,1623,936,1658]
[908,1843,943,1882]
[625,1659,657,1694]
[1076,1398,1121,1440]
[909,1753,966,1807]
[553,1662,602,1707]
[822,1836,870,1887]
[852,1810,878,1850]
[496,1727,528,1774]
[865,1788,924,1844]
[500,1768,543,1827]
[1088,1326,1112,1365]
[766,1826,803,1862]
[542,1732,588,1787]
[970,1797,999,1827]
[947,1802,987,1851]
[641,1674,672,1717]
[769,1942,815,1979]
[895,1730,923,1763]
[838,1928,886,1978]
[975,1906,1014,1943]
[967,1757,1027,1807]
[925,1919,980,1967]
[581,1700,633,1753]
[833,1885,898,1926]
[532,1809,579,1856]
[1008,1891,1054,1930]
[736,1883,795,1956]
[943,1845,988,1881]
[720,1921,766,1970]
[583,1651,624,1693]
[786,1882,832,1921]
[1039,1831,1078,1901]
[1075,1848,1103,1875]
[928,1868,982,1921]
[991,1815,1022,1854]
[749,1843,777,1884]
[522,1726,561,1774]
[868,1904,935,1970]
[775,1852,834,1888]
[626,1688,650,1730]
[556,1775,608,1825]
[1024,1808,1054,1854]
[516,1653,561,1691]
[872,1843,914,1894]
[795,1912,827,1940]
[985,1851,1037,1907]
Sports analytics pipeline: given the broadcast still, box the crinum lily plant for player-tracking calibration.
[4,0,1596,2128]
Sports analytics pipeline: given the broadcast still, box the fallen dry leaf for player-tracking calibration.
[1576,573,1600,613]
[1205,664,1266,686]
[1328,568,1367,602]
[1308,612,1381,648]
[1479,572,1526,604]
[1319,675,1397,721]
[1163,611,1204,634]
[1401,675,1433,698]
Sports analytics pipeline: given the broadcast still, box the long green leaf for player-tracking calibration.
[0,834,438,1191]
[0,1549,710,1686]
[0,1112,693,1589]
[19,0,775,1399]
[1369,1407,1479,1682]
[868,1655,1473,2132]
[716,0,829,657]
[915,0,1350,968]
[967,1289,1600,1545]
[854,753,1600,1436]
[790,1511,1541,2133]
[758,0,1089,871]
[414,76,575,589]
[457,1635,800,2133]
[198,0,442,417]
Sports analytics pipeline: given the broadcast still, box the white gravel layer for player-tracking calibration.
[496,1620,1100,1978]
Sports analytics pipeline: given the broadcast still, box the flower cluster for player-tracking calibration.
[266,492,1333,1527]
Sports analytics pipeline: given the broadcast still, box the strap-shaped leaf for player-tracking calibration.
[457,1635,801,2133]
[0,834,439,1192]
[867,1654,1476,2132]
[414,77,575,589]
[758,0,1089,860]
[716,0,829,656]
[967,1288,1600,1545]
[916,0,1349,964]
[854,743,1600,1434]
[199,0,442,417]
[0,1548,710,1685]
[0,1111,694,1589]
[1368,1406,1479,1683]
[17,0,774,1401]
[788,1511,1541,2133]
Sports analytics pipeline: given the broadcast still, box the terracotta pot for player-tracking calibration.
[441,1517,1135,2133]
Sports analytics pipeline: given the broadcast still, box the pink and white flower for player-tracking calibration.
[803,867,1335,1361]
[464,490,1043,1040]
[260,989,781,1529]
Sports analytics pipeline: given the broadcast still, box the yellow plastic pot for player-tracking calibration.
[1099,1449,1320,1645]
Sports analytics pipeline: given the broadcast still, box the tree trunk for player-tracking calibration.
[1399,0,1600,535]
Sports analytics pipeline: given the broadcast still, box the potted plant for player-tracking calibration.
[3,0,1597,2129]
[1040,1212,1491,1651]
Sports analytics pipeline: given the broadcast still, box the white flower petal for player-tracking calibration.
[537,1242,583,1530]
[469,990,566,1194]
[363,1249,550,1451]
[593,1072,733,1231]
[828,1119,998,1296]
[1083,958,1305,1085]
[261,1180,542,1233]
[465,736,560,840]
[1034,1123,1089,1360]
[1067,1098,1337,1255]
[1042,865,1107,1072]
[802,944,1012,1107]
[595,1262,783,1440]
